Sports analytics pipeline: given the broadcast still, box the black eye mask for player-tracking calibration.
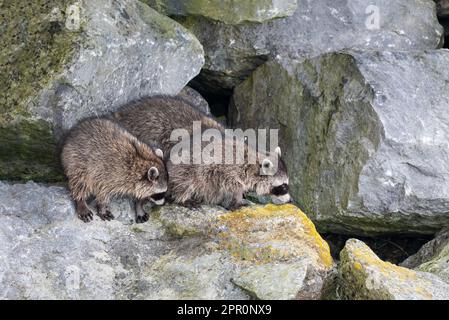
[271,184,289,196]
[151,192,166,201]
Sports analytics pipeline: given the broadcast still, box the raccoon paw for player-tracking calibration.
[77,208,94,223]
[225,203,244,211]
[224,201,247,211]
[98,211,114,221]
[182,200,201,210]
[135,212,149,224]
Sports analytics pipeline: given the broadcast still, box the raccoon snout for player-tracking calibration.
[271,184,291,204]
[150,192,166,206]
[271,183,289,196]
[151,192,166,201]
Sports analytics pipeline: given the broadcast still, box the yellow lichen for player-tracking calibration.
[342,240,438,300]
[217,204,333,267]
[350,245,417,281]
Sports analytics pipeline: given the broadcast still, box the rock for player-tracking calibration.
[436,0,449,17]
[0,0,204,182]
[230,50,449,236]
[178,86,211,115]
[177,0,443,94]
[0,181,333,299]
[401,228,449,283]
[143,0,297,24]
[337,239,449,300]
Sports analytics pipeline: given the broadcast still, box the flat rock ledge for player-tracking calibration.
[0,181,333,300]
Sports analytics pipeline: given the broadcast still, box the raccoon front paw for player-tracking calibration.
[182,199,201,210]
[98,210,114,221]
[77,207,94,223]
[135,212,149,224]
[225,203,245,211]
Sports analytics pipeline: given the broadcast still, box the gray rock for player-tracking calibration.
[0,0,204,182]
[436,0,449,17]
[0,181,333,299]
[178,0,443,94]
[337,239,449,300]
[230,50,449,235]
[401,228,449,283]
[143,0,297,24]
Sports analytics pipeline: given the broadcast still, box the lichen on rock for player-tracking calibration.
[0,182,333,299]
[337,239,449,300]
[143,0,298,24]
[401,228,449,283]
[216,204,333,268]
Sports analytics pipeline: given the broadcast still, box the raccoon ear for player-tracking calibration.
[147,167,159,180]
[155,148,163,159]
[275,146,281,157]
[261,158,273,174]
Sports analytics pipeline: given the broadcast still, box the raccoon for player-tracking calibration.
[113,96,291,209]
[61,118,167,222]
[166,138,290,209]
[113,95,223,156]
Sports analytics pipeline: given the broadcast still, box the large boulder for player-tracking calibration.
[143,0,297,24]
[0,0,204,182]
[0,181,333,300]
[401,228,449,283]
[230,50,449,236]
[337,239,449,300]
[175,0,443,94]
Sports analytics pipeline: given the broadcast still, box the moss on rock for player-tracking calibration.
[0,0,79,119]
[143,0,297,24]
[0,0,204,182]
[0,1,79,182]
[0,119,64,181]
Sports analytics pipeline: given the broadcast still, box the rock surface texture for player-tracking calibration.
[176,0,443,94]
[144,0,298,24]
[0,182,333,300]
[337,239,449,300]
[230,50,449,235]
[436,0,449,17]
[401,228,449,283]
[0,0,204,182]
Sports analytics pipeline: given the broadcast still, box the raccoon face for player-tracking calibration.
[255,147,291,204]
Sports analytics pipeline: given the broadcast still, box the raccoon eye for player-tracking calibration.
[147,167,159,180]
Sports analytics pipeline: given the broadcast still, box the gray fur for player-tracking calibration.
[114,96,290,209]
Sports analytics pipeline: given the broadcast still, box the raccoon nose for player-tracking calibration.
[271,183,289,196]
[151,192,166,201]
